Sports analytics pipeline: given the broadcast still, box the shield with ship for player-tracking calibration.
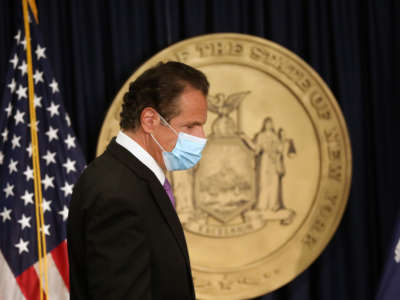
[194,91,256,224]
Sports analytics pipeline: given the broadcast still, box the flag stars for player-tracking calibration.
[63,158,77,174]
[14,110,25,125]
[23,165,34,181]
[47,102,60,117]
[65,115,71,127]
[26,143,33,157]
[20,39,27,50]
[15,238,29,254]
[16,85,27,100]
[42,174,55,190]
[42,150,56,165]
[18,214,31,230]
[11,134,21,149]
[42,198,52,213]
[59,205,69,221]
[10,54,19,69]
[7,78,16,93]
[18,60,27,76]
[65,134,76,149]
[0,207,12,223]
[3,182,14,198]
[33,69,44,84]
[61,181,74,197]
[34,94,42,108]
[28,120,39,132]
[35,44,46,60]
[49,79,59,94]
[2,29,86,257]
[8,159,18,174]
[14,30,21,44]
[41,224,51,236]
[20,190,34,206]
[5,103,13,117]
[45,126,59,142]
[1,128,9,142]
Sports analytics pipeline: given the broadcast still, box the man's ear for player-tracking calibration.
[140,107,160,134]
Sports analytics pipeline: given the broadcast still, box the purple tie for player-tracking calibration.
[163,178,175,208]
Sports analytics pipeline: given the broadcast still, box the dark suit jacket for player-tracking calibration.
[67,139,196,300]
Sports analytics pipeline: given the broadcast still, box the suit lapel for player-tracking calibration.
[106,140,191,267]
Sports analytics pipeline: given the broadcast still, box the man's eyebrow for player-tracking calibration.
[185,121,204,126]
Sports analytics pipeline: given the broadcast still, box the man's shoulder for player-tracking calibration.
[72,141,163,208]
[86,149,135,179]
[71,152,152,213]
[76,150,142,194]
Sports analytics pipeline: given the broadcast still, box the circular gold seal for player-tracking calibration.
[97,33,352,300]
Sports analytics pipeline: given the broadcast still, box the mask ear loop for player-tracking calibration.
[158,113,179,136]
[150,112,177,152]
[150,133,166,152]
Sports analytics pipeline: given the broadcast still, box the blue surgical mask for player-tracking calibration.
[150,114,207,171]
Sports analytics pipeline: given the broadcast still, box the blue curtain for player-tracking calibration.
[1,1,400,299]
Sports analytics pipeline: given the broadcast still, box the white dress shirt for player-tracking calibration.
[115,131,165,185]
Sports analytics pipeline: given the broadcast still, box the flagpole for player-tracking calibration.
[27,0,38,24]
[22,0,49,299]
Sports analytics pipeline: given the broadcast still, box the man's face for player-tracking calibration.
[153,86,208,164]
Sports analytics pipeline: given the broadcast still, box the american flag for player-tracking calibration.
[376,218,400,300]
[0,9,86,300]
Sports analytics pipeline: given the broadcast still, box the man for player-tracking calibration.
[67,61,209,299]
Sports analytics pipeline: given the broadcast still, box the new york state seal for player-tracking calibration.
[97,33,352,300]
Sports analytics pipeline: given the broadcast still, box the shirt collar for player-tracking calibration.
[115,131,165,185]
